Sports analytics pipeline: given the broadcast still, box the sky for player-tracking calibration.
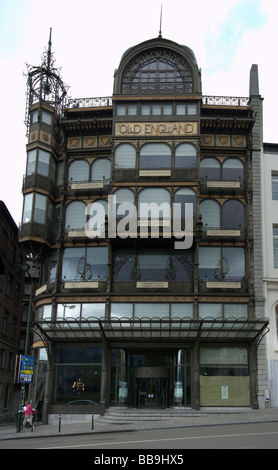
[0,0,277,226]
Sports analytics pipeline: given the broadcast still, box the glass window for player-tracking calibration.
[140,143,171,169]
[37,149,50,177]
[82,303,106,319]
[200,158,220,181]
[175,143,196,168]
[172,249,194,281]
[115,144,136,169]
[174,188,196,217]
[112,248,136,281]
[163,104,172,115]
[127,105,137,116]
[26,149,36,175]
[134,303,169,319]
[171,303,193,318]
[91,158,111,181]
[141,105,151,115]
[273,226,278,268]
[111,303,133,319]
[200,347,250,406]
[137,250,168,280]
[68,160,89,182]
[198,247,245,281]
[65,201,86,231]
[33,193,47,224]
[22,193,33,223]
[272,173,278,200]
[62,247,108,282]
[187,104,197,115]
[116,105,126,116]
[176,104,186,115]
[200,199,220,229]
[138,188,171,219]
[41,111,52,125]
[223,200,244,229]
[223,158,244,181]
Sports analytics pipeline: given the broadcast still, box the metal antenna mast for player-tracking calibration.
[158,5,163,38]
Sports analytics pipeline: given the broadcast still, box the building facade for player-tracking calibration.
[262,143,278,406]
[0,201,25,423]
[19,34,269,421]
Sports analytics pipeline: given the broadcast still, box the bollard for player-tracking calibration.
[92,414,94,431]
[58,414,61,433]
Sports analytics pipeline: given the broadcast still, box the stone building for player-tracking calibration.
[19,32,269,421]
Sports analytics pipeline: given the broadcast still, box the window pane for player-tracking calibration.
[134,303,169,319]
[272,173,278,200]
[176,104,186,115]
[141,105,151,115]
[91,159,111,181]
[117,105,126,116]
[86,247,108,280]
[137,250,168,280]
[163,104,172,115]
[111,303,133,319]
[200,200,220,229]
[171,303,193,318]
[113,248,135,281]
[37,149,50,177]
[34,193,47,224]
[223,200,244,229]
[172,249,194,281]
[198,247,221,280]
[223,247,245,280]
[199,304,222,319]
[140,143,171,168]
[174,188,196,217]
[200,158,220,180]
[175,144,196,168]
[82,303,105,319]
[223,158,244,181]
[224,304,248,319]
[115,144,136,168]
[62,247,85,281]
[68,160,89,182]
[65,201,86,230]
[26,149,36,175]
[138,188,170,218]
[22,193,33,223]
[187,104,197,115]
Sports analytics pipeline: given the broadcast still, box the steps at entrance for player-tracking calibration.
[99,407,205,424]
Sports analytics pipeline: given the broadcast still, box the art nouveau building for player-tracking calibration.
[19,33,269,421]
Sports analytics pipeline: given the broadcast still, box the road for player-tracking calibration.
[1,422,278,450]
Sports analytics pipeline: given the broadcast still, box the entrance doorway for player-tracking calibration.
[137,377,167,408]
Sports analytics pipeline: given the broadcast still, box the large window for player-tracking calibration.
[198,247,245,281]
[175,143,196,168]
[65,201,86,231]
[62,246,108,282]
[121,49,193,94]
[200,199,244,230]
[52,347,102,405]
[68,159,111,182]
[22,192,50,225]
[115,144,136,168]
[200,347,250,406]
[110,303,193,320]
[139,143,171,169]
[200,158,244,182]
[26,149,56,182]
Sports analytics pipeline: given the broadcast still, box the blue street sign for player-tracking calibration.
[18,355,35,384]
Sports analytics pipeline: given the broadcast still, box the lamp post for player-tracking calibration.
[16,263,35,432]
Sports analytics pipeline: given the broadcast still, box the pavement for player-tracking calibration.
[1,407,278,441]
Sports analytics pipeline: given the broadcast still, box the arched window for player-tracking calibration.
[174,188,196,216]
[138,188,170,219]
[115,144,136,168]
[122,49,193,94]
[223,200,244,229]
[223,158,244,181]
[91,158,111,181]
[68,160,89,182]
[175,143,196,168]
[139,143,171,169]
[200,158,220,181]
[200,199,220,229]
[113,189,135,217]
[65,201,86,231]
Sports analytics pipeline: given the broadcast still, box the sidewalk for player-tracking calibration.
[1,408,278,441]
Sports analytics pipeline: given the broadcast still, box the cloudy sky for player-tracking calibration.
[0,0,277,225]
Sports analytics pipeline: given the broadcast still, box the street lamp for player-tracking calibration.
[16,263,35,432]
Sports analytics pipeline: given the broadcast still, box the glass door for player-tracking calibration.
[137,377,167,408]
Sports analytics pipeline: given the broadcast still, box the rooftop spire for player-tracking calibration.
[158,5,163,38]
